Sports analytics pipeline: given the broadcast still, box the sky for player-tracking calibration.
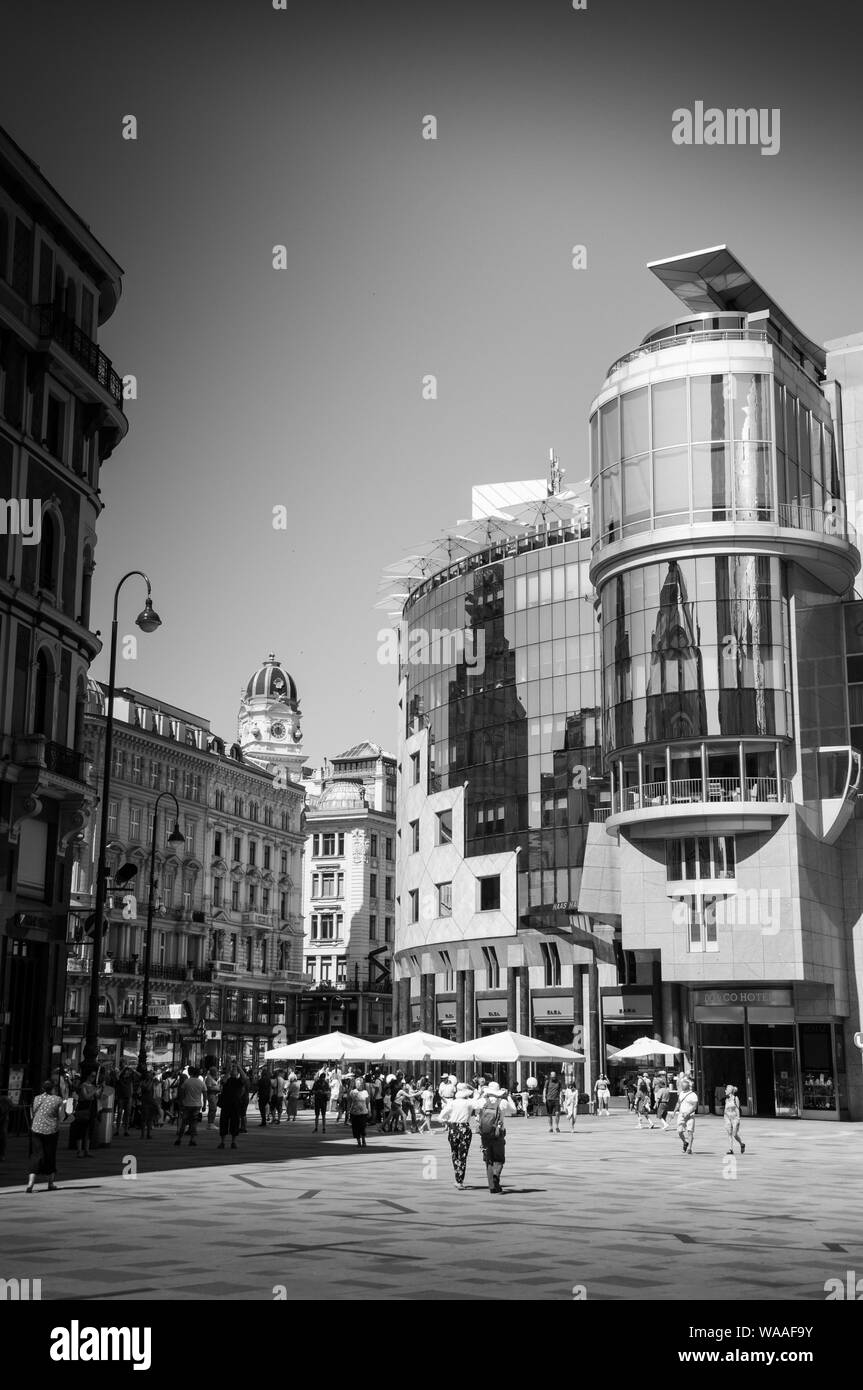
[3,0,861,763]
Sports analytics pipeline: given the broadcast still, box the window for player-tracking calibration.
[436,809,453,845]
[150,761,161,789]
[280,893,288,919]
[436,881,452,917]
[411,751,421,785]
[369,913,377,940]
[280,811,289,831]
[182,770,192,798]
[384,916,393,942]
[231,882,240,912]
[479,875,501,912]
[262,888,270,913]
[192,774,201,802]
[184,820,197,856]
[263,845,271,870]
[312,834,320,856]
[249,801,259,823]
[320,914,336,940]
[245,937,253,971]
[260,939,268,972]
[228,933,238,964]
[370,833,378,857]
[385,837,393,860]
[213,877,222,908]
[248,841,257,868]
[107,801,118,835]
[409,890,419,923]
[320,957,332,983]
[167,767,177,794]
[666,837,735,882]
[234,796,243,817]
[233,837,241,862]
[129,806,141,841]
[370,873,377,898]
[280,851,288,875]
[439,949,455,992]
[305,956,316,979]
[336,958,347,986]
[225,989,239,1023]
[310,915,318,940]
[214,831,222,857]
[111,749,125,778]
[264,806,273,827]
[683,895,720,953]
[45,395,66,458]
[481,945,500,988]
[540,941,561,987]
[385,876,392,901]
[410,820,419,853]
[248,884,257,910]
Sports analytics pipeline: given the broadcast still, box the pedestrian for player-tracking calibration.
[624,1075,637,1111]
[311,1068,330,1133]
[563,1083,579,1132]
[286,1070,300,1122]
[419,1078,435,1133]
[369,1070,383,1125]
[439,1082,475,1189]
[723,1085,745,1155]
[438,1073,456,1104]
[677,1077,698,1155]
[327,1066,342,1116]
[349,1076,371,1148]
[175,1066,206,1146]
[472,1081,517,1194]
[594,1073,611,1116]
[151,1071,163,1126]
[543,1071,563,1134]
[205,1068,220,1127]
[217,1063,247,1150]
[270,1070,286,1124]
[337,1073,352,1126]
[138,1070,159,1139]
[114,1068,134,1136]
[238,1067,250,1132]
[257,1068,272,1126]
[27,1079,68,1192]
[69,1069,101,1157]
[635,1074,657,1130]
[654,1075,672,1130]
[396,1078,419,1133]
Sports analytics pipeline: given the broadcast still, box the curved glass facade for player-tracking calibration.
[590,371,840,543]
[601,554,792,754]
[402,538,601,910]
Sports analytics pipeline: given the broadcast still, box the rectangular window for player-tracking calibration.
[320,872,336,898]
[384,916,393,942]
[168,767,177,794]
[410,819,419,853]
[214,831,222,857]
[111,750,124,778]
[369,913,377,940]
[385,837,393,860]
[45,395,66,459]
[184,820,196,856]
[262,888,270,913]
[213,878,222,908]
[409,889,419,923]
[225,989,239,1023]
[411,751,421,785]
[263,845,271,870]
[540,941,561,987]
[150,761,161,789]
[370,873,377,898]
[107,801,118,835]
[338,833,345,855]
[320,957,332,983]
[248,841,257,867]
[312,834,320,856]
[248,884,257,910]
[684,895,720,953]
[231,882,240,912]
[436,881,452,917]
[479,875,501,912]
[666,836,735,882]
[321,833,336,856]
[130,754,142,785]
[233,836,241,862]
[384,876,393,901]
[481,945,500,989]
[370,833,378,857]
[129,806,141,840]
[320,914,335,940]
[280,851,288,874]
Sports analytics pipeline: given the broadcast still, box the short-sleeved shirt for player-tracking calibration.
[31,1094,65,1135]
[544,1080,563,1104]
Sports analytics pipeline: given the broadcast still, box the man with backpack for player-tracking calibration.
[471,1081,517,1194]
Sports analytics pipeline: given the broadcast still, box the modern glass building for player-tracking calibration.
[392,249,863,1119]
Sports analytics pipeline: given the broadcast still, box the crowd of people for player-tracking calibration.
[15,1059,746,1193]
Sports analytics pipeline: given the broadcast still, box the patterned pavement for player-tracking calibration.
[1,1109,860,1301]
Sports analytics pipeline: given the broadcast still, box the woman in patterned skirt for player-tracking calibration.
[439,1083,475,1190]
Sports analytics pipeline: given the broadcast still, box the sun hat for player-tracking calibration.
[485,1081,506,1097]
[456,1082,473,1096]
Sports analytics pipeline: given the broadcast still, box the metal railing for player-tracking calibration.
[592,807,612,822]
[595,500,856,550]
[618,776,792,811]
[34,303,124,405]
[606,328,770,379]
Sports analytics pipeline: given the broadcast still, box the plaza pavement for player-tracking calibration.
[0,1108,860,1301]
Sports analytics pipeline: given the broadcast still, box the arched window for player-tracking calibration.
[33,647,53,739]
[39,509,58,592]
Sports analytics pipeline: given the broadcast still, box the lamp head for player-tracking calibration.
[168,821,185,847]
[135,598,162,634]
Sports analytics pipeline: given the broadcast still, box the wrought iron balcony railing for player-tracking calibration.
[34,302,124,406]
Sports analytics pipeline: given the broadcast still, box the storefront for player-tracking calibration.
[602,987,656,1063]
[691,987,846,1120]
[476,995,508,1035]
[436,998,457,1041]
[533,993,578,1051]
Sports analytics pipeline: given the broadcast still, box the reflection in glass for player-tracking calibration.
[645,562,706,742]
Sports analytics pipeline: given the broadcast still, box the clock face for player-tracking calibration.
[271,722,286,740]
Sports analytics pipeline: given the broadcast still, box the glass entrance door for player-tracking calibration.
[773,1049,797,1116]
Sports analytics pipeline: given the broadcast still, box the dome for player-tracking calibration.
[244,653,298,705]
[318,779,366,810]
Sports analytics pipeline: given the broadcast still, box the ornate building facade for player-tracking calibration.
[0,125,127,1096]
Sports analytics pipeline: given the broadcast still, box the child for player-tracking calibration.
[723,1084,745,1154]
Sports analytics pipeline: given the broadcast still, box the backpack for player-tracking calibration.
[478,1098,504,1140]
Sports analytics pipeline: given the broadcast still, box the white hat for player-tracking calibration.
[386,1074,396,1083]
[485,1081,506,1097]
[456,1083,473,1096]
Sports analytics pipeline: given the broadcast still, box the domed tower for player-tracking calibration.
[238,653,304,780]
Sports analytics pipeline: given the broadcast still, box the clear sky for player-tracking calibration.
[3,0,861,763]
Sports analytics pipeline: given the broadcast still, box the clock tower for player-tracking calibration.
[238,653,305,782]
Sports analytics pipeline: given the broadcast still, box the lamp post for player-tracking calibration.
[83,572,162,1072]
[138,792,184,1072]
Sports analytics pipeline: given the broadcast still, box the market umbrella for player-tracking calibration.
[366,1030,460,1063]
[446,1029,584,1064]
[606,1036,683,1062]
[263,1031,370,1062]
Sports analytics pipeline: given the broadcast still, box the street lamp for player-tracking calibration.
[83,571,162,1071]
[138,792,184,1072]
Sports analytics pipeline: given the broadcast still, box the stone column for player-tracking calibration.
[506,967,519,1089]
[397,976,410,1034]
[572,963,585,1097]
[456,971,466,1042]
[587,958,599,1099]
[661,981,682,1050]
[462,969,475,1081]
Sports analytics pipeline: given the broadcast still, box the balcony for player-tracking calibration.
[34,302,124,406]
[240,912,274,927]
[8,734,88,785]
[105,958,213,983]
[604,774,793,838]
